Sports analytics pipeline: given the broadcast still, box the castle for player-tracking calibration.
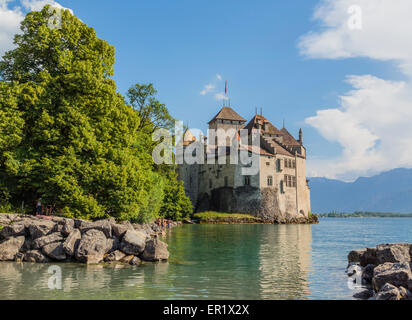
[177,106,311,223]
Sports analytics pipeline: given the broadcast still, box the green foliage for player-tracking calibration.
[0,6,192,222]
[160,171,193,221]
[127,83,174,133]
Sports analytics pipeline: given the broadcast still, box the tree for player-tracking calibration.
[160,171,193,221]
[0,6,163,221]
[127,83,174,133]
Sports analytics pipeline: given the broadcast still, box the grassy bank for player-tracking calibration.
[193,212,267,224]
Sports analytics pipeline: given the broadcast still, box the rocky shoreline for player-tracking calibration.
[0,214,181,265]
[348,243,412,300]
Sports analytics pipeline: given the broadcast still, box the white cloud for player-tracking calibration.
[0,1,24,57]
[200,74,228,100]
[0,0,72,57]
[299,0,412,180]
[200,83,215,96]
[214,92,229,101]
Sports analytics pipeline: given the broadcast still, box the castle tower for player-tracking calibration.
[208,106,246,146]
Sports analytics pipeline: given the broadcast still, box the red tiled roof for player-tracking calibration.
[244,115,283,136]
[208,107,246,124]
[281,128,301,146]
[270,138,295,157]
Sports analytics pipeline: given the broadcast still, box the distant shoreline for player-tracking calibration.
[318,212,412,218]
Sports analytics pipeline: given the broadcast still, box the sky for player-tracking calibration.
[1,0,412,181]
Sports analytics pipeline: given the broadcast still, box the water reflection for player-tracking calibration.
[0,224,312,300]
[258,225,312,299]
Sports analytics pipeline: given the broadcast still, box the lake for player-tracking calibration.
[1,218,412,300]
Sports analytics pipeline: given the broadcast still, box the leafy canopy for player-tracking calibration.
[0,6,192,221]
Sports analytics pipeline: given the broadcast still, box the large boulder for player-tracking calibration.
[348,249,366,264]
[375,283,411,300]
[362,264,375,285]
[75,229,109,264]
[33,232,64,249]
[0,236,25,261]
[112,222,134,239]
[0,215,10,225]
[353,289,374,300]
[42,242,67,261]
[79,220,112,238]
[360,247,378,267]
[373,262,412,292]
[376,243,411,264]
[106,237,119,253]
[141,239,170,261]
[29,220,56,239]
[130,256,141,265]
[120,230,147,255]
[61,219,75,237]
[104,250,126,263]
[24,250,50,263]
[0,223,26,239]
[62,229,81,257]
[134,223,154,237]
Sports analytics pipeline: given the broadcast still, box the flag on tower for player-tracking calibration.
[225,80,227,95]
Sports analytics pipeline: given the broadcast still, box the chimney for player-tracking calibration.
[299,128,303,145]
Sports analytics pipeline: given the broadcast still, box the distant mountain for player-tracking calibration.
[309,168,412,214]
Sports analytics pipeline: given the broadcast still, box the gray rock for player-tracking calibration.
[120,230,147,255]
[362,264,375,285]
[62,229,81,257]
[33,232,64,249]
[136,223,155,236]
[141,239,170,261]
[104,250,126,262]
[373,262,412,292]
[22,237,33,251]
[348,249,366,264]
[120,255,135,264]
[0,215,10,225]
[79,220,112,238]
[75,229,109,264]
[51,217,66,224]
[42,242,66,261]
[130,256,141,265]
[375,283,411,300]
[106,237,119,253]
[360,247,378,267]
[0,236,25,261]
[24,250,50,263]
[61,219,74,236]
[29,220,56,239]
[0,223,26,238]
[112,222,134,239]
[353,289,374,300]
[376,243,411,264]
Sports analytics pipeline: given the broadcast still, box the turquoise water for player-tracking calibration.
[1,218,412,300]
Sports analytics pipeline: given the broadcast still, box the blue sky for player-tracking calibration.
[2,0,412,181]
